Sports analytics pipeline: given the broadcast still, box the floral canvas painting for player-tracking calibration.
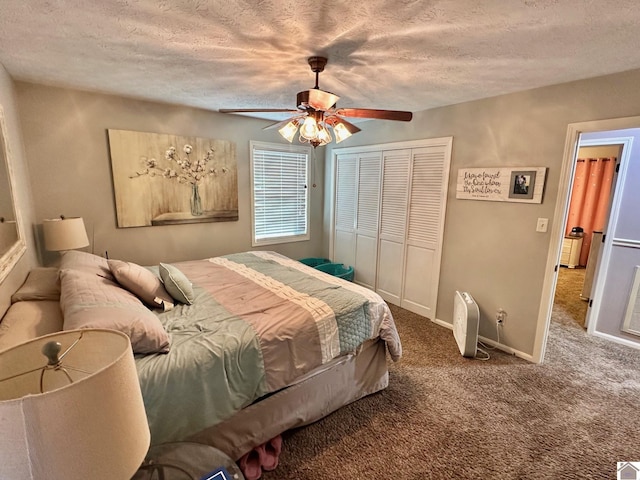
[108,129,238,228]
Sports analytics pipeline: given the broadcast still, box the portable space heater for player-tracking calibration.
[453,291,480,358]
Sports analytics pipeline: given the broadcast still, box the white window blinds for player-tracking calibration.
[251,142,310,246]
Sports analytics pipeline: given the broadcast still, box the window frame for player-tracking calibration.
[250,141,311,247]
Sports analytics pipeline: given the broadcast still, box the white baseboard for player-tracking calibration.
[592,329,640,350]
[432,317,534,363]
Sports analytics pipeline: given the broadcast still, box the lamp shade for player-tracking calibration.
[43,216,89,251]
[299,116,319,140]
[278,119,300,143]
[0,329,150,480]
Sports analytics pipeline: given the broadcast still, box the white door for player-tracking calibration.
[376,149,411,305]
[334,154,357,268]
[354,152,382,288]
[401,146,451,319]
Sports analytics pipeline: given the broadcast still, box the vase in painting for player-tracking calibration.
[190,183,203,216]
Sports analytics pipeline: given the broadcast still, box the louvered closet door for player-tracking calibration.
[402,146,449,318]
[376,150,411,305]
[332,137,452,319]
[334,154,357,269]
[354,152,382,288]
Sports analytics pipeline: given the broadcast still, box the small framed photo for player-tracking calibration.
[509,170,536,200]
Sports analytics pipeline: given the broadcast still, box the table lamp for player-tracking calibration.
[42,216,90,251]
[0,329,150,480]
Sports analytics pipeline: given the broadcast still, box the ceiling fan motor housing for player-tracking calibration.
[308,56,327,73]
[297,90,312,109]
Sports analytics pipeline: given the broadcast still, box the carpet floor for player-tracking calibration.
[259,285,640,479]
[553,266,588,328]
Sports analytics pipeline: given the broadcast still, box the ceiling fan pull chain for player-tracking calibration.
[311,149,317,188]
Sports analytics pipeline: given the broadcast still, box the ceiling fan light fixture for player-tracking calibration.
[333,122,354,143]
[316,122,332,145]
[278,119,300,143]
[297,116,332,148]
[299,116,320,140]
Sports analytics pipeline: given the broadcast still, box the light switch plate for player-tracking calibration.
[536,217,549,232]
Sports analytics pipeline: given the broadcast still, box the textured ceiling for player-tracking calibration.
[1,0,640,120]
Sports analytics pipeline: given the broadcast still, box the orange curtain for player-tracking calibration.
[565,157,616,266]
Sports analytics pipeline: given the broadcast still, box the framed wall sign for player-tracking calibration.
[456,166,547,203]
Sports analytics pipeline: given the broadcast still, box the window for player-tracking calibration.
[250,141,311,246]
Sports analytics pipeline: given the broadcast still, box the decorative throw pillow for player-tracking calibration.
[159,263,195,305]
[59,268,170,354]
[108,259,173,311]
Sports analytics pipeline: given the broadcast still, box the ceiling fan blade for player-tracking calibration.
[334,108,413,121]
[298,90,340,111]
[219,108,301,114]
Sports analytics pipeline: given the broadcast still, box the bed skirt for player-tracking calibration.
[186,338,389,460]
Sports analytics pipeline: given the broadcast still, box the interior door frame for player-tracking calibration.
[583,136,633,338]
[573,138,628,330]
[533,115,640,364]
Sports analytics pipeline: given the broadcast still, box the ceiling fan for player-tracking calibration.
[219,56,413,148]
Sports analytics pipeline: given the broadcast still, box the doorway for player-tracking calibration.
[533,116,640,364]
[552,143,620,330]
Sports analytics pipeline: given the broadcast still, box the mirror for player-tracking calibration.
[0,104,26,283]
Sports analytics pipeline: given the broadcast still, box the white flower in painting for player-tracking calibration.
[131,143,225,185]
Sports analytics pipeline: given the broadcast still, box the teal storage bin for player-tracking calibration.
[315,263,355,282]
[299,257,331,267]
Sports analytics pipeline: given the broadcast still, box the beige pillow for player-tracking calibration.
[0,301,64,351]
[60,268,170,354]
[59,250,114,280]
[11,267,61,303]
[108,259,173,310]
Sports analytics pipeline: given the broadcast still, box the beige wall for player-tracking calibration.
[14,83,325,267]
[0,66,38,316]
[324,68,640,357]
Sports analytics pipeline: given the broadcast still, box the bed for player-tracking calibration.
[0,250,401,460]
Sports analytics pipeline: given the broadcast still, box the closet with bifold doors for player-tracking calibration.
[331,137,452,320]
